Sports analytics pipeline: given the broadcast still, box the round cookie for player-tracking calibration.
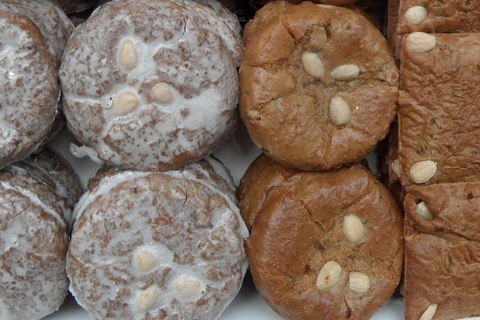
[67,157,249,320]
[0,10,59,170]
[96,0,243,42]
[0,0,74,65]
[240,2,399,171]
[237,153,298,230]
[60,0,243,172]
[242,158,404,320]
[0,149,82,320]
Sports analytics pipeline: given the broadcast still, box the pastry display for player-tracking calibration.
[240,1,398,171]
[242,158,404,320]
[0,149,82,320]
[404,183,480,320]
[2,0,480,318]
[59,0,243,172]
[398,33,480,186]
[67,158,249,320]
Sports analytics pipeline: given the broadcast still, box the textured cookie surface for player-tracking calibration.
[244,162,404,320]
[397,0,480,35]
[0,0,74,64]
[404,184,480,320]
[60,0,242,171]
[240,2,398,171]
[237,153,298,230]
[0,10,59,170]
[68,158,249,320]
[0,150,81,320]
[399,33,480,186]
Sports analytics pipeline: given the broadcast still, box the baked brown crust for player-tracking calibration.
[237,153,298,230]
[397,0,480,35]
[240,2,398,171]
[245,162,404,320]
[404,184,480,320]
[398,33,480,186]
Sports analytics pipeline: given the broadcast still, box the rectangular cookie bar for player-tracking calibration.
[388,0,480,57]
[397,0,480,35]
[404,183,480,320]
[398,33,480,186]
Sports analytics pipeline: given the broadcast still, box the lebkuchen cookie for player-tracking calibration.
[240,156,404,320]
[240,2,398,171]
[0,149,82,320]
[67,157,249,320]
[60,0,243,172]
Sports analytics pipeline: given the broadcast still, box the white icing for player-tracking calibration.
[0,181,66,229]
[0,185,69,320]
[0,14,58,168]
[68,158,249,319]
[60,0,240,171]
[70,142,104,164]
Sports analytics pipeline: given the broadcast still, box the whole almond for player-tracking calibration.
[316,261,342,290]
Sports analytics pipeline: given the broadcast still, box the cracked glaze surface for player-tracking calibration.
[241,157,404,320]
[0,150,82,320]
[59,0,242,172]
[0,10,58,169]
[239,2,398,171]
[67,157,249,320]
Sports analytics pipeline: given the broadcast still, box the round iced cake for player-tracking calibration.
[0,149,82,320]
[67,157,249,319]
[59,0,243,172]
[0,9,59,169]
